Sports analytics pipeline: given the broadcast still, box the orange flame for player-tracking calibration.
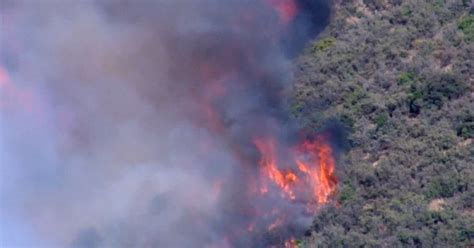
[254,135,337,205]
[254,138,298,200]
[297,138,338,204]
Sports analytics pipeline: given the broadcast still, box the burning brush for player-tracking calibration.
[1,0,333,247]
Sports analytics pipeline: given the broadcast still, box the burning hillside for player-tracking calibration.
[1,0,333,247]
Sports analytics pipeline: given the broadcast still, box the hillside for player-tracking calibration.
[292,0,474,246]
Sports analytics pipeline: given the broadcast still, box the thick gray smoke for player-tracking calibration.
[0,1,329,247]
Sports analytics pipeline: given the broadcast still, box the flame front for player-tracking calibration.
[254,138,299,200]
[297,138,338,204]
[254,135,337,205]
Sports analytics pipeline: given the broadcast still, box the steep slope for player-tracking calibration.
[293,0,473,246]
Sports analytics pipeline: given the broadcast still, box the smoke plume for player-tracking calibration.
[0,1,331,247]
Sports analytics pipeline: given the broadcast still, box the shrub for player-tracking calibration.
[425,176,460,199]
[458,15,474,42]
[312,37,336,53]
[290,101,304,115]
[459,191,474,209]
[458,225,474,242]
[375,112,389,128]
[346,86,367,106]
[398,71,415,85]
[339,182,356,203]
[407,73,468,113]
[407,85,424,115]
[456,112,474,138]
[423,74,467,108]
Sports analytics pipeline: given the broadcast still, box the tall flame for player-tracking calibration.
[254,135,337,205]
[296,138,338,204]
[254,138,299,200]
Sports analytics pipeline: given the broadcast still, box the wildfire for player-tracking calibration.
[2,0,334,246]
[254,138,299,200]
[284,238,299,248]
[266,0,299,24]
[254,135,337,205]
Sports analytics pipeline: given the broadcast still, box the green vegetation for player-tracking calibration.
[292,0,473,246]
[456,111,474,138]
[398,71,416,85]
[458,15,474,41]
[338,181,357,203]
[311,37,336,53]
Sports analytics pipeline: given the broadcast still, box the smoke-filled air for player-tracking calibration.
[0,1,335,247]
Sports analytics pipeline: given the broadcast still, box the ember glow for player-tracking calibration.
[1,1,333,247]
[267,0,299,24]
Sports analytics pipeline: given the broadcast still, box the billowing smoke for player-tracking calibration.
[0,1,331,247]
